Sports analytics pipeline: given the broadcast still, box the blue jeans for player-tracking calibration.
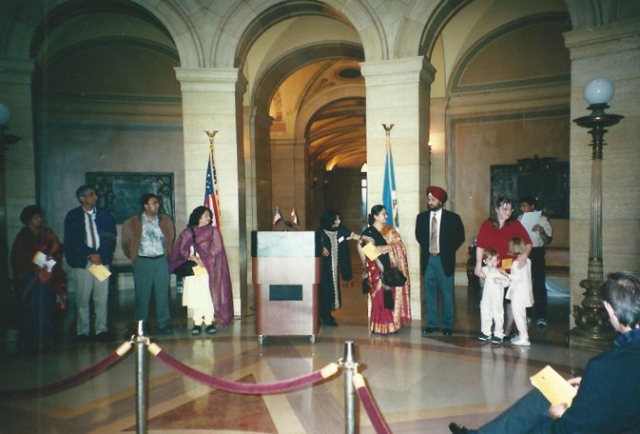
[424,255,455,329]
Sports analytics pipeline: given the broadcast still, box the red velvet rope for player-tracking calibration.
[150,344,338,394]
[0,342,133,400]
[354,373,392,434]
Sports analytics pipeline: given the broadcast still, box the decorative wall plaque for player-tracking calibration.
[85,172,174,223]
[490,161,569,219]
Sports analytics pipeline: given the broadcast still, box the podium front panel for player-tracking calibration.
[251,231,320,339]
[253,257,320,336]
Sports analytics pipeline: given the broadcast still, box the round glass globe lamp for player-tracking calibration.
[583,77,614,105]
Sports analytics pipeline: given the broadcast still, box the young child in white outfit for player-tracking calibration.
[504,237,534,346]
[479,247,511,344]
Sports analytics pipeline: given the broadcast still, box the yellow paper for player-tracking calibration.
[88,264,112,282]
[361,243,380,261]
[501,258,513,270]
[530,365,577,407]
[192,265,208,277]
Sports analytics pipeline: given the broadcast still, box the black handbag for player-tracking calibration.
[362,279,370,294]
[173,227,197,277]
[383,288,394,309]
[173,259,197,277]
[382,267,407,287]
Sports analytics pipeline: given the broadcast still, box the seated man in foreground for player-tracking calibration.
[450,270,640,434]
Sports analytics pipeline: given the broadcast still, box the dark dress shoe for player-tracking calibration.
[442,328,453,336]
[76,334,91,343]
[96,332,110,343]
[422,327,439,336]
[323,316,338,327]
[449,422,469,434]
[158,326,174,335]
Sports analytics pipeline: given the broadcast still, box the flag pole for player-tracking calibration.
[382,123,397,226]
[382,123,394,194]
[204,129,221,227]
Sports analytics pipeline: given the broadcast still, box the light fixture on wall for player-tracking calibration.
[568,77,624,351]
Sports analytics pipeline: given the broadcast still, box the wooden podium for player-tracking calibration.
[251,231,321,343]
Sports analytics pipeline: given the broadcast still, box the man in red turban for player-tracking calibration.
[415,185,465,336]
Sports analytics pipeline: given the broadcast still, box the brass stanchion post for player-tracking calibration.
[338,340,360,434]
[135,320,150,434]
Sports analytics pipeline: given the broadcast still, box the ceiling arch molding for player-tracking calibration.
[418,0,474,59]
[448,13,571,95]
[26,0,203,68]
[251,42,364,109]
[295,84,366,141]
[213,0,386,69]
[395,0,450,59]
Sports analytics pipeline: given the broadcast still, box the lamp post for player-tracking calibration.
[568,78,624,351]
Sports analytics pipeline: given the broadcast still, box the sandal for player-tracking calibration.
[191,326,202,336]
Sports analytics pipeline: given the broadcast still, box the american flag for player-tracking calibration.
[272,207,282,225]
[205,149,221,227]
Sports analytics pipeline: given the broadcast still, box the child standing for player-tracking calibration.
[504,237,534,346]
[479,247,511,344]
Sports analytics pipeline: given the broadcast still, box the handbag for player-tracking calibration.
[382,267,407,287]
[173,227,198,277]
[173,259,197,277]
[383,288,394,309]
[362,279,370,294]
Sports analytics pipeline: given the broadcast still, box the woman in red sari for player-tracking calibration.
[360,205,411,334]
[11,205,66,351]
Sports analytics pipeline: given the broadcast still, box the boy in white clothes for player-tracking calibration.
[479,247,511,344]
[504,237,533,346]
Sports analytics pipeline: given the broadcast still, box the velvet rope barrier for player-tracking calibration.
[353,373,392,434]
[148,342,339,394]
[0,341,133,400]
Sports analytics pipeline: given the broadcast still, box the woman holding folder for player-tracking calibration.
[359,204,411,335]
[11,205,66,351]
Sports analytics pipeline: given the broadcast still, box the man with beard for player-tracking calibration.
[415,186,465,336]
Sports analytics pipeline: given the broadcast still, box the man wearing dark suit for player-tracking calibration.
[415,186,465,336]
[449,271,640,434]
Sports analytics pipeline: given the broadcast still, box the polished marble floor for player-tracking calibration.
[0,272,602,434]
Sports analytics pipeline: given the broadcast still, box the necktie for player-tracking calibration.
[429,214,438,255]
[87,212,97,249]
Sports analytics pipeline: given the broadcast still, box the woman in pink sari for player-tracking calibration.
[360,205,411,334]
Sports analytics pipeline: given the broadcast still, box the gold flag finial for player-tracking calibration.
[382,124,394,146]
[204,130,219,146]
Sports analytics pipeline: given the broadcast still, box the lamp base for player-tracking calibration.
[567,326,618,351]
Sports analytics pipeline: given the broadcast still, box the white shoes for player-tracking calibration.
[511,336,531,346]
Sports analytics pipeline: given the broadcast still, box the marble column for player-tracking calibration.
[564,18,640,349]
[0,58,36,251]
[175,67,247,318]
[360,57,435,319]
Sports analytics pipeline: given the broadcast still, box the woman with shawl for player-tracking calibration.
[11,205,67,351]
[169,206,233,335]
[359,204,411,334]
[317,210,360,327]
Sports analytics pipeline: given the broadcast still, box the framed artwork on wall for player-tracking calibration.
[85,172,174,223]
[490,161,569,219]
